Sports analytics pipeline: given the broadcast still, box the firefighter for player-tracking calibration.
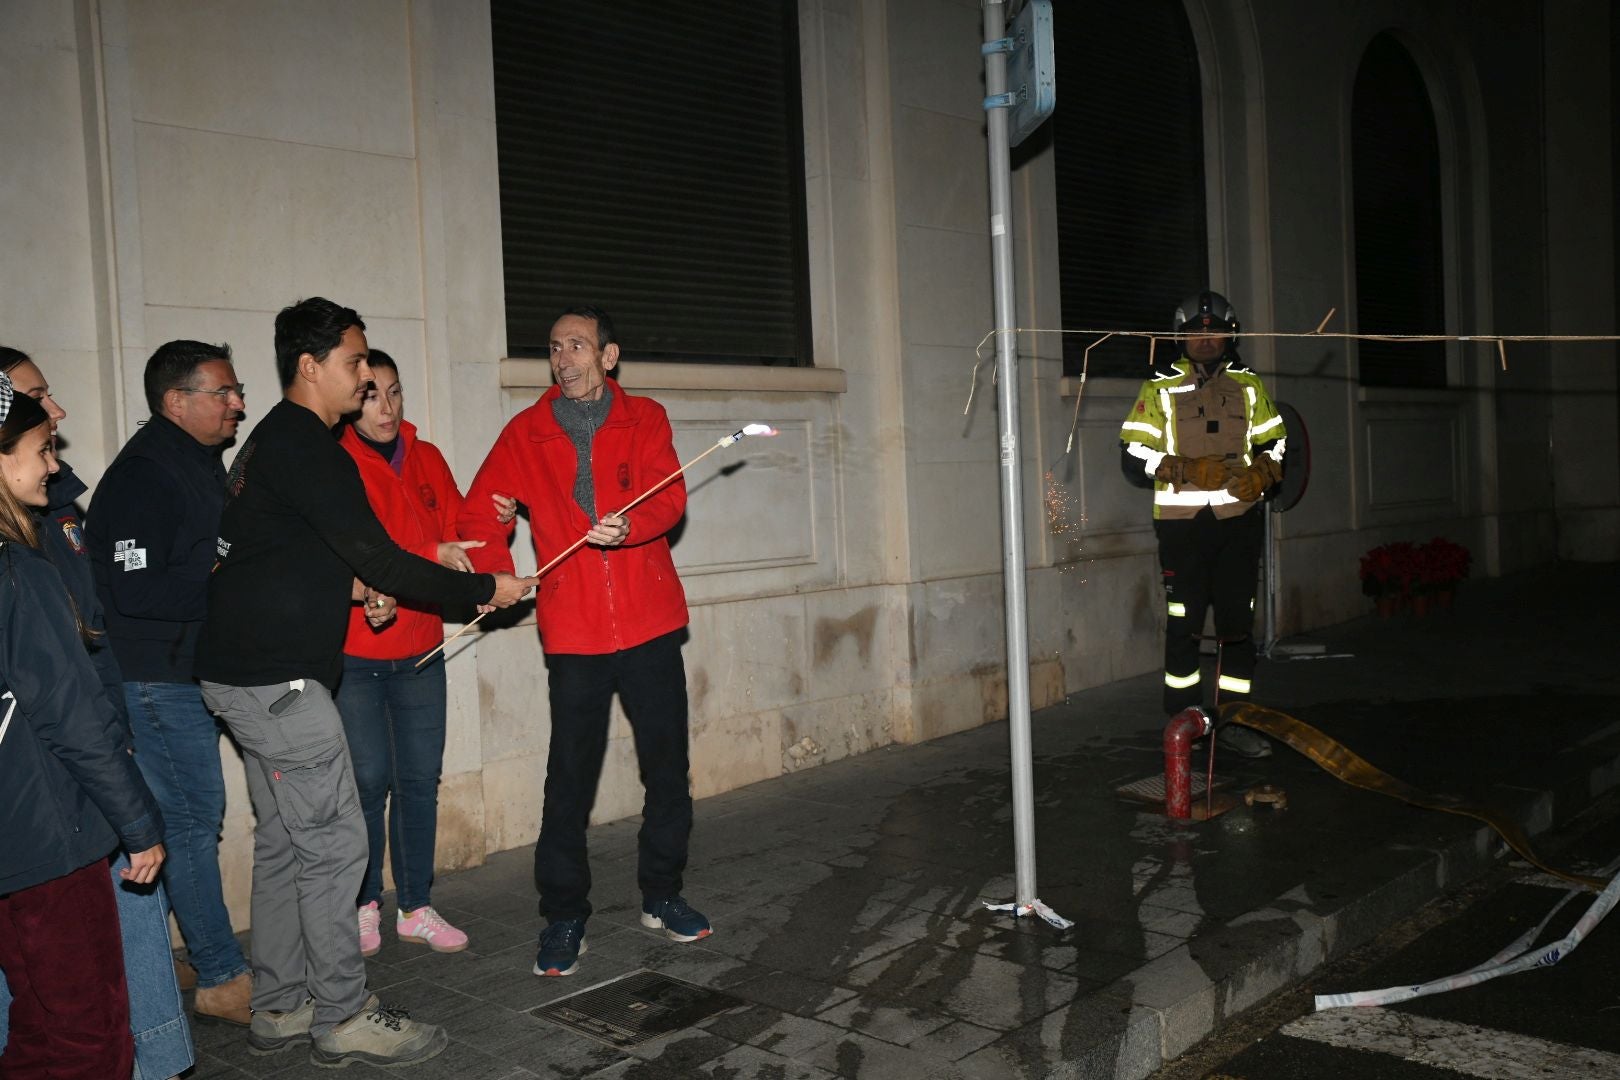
[1119,291,1286,757]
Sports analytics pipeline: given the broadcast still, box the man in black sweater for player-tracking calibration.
[86,340,255,1026]
[196,297,535,1068]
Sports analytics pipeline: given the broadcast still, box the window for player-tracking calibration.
[1352,33,1446,388]
[492,1,811,365]
[1052,0,1209,378]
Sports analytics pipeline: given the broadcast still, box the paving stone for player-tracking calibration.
[847,943,1086,1031]
[813,993,954,1045]
[691,1041,841,1078]
[699,1003,848,1058]
[803,1030,982,1079]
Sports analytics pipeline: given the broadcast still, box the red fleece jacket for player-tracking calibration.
[457,383,688,655]
[340,420,466,660]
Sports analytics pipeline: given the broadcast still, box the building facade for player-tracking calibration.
[3,0,1614,926]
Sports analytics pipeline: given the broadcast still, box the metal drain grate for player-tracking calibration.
[1115,772,1234,803]
[532,969,746,1048]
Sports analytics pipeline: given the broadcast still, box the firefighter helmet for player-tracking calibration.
[1172,291,1240,343]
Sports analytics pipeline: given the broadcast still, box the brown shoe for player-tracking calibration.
[194,971,253,1027]
[174,957,198,991]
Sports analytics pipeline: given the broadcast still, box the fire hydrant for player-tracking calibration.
[1163,707,1212,819]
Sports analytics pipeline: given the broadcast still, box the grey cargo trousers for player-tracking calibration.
[201,680,368,1036]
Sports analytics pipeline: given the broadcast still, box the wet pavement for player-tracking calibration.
[184,563,1620,1079]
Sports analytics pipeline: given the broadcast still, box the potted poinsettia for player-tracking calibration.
[1413,537,1470,612]
[1359,541,1417,616]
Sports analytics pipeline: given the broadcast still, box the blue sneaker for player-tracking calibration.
[640,896,712,942]
[533,919,587,976]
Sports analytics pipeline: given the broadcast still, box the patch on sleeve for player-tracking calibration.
[113,538,148,571]
[58,517,85,555]
[1136,402,1146,413]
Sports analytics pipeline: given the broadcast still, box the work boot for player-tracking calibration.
[194,971,253,1027]
[310,994,447,1068]
[1219,723,1273,759]
[248,997,314,1055]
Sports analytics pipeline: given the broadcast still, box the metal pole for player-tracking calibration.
[982,0,1036,908]
[1261,506,1277,656]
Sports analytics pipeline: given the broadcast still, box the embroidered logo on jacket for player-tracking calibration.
[113,538,147,571]
[418,484,438,510]
[617,463,631,489]
[59,517,85,555]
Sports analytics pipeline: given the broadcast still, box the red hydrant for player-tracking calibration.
[1163,707,1212,819]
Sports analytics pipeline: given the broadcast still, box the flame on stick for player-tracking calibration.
[416,422,782,668]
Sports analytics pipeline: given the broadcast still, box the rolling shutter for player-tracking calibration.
[492,1,811,364]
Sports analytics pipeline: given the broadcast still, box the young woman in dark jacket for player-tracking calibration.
[0,377,167,1078]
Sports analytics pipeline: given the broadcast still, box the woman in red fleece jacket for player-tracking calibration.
[335,350,512,957]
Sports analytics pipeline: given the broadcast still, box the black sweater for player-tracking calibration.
[195,399,495,690]
[86,416,227,683]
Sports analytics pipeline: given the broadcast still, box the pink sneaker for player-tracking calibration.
[358,901,382,957]
[396,906,469,953]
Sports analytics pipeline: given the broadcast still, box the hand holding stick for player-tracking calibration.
[415,423,778,668]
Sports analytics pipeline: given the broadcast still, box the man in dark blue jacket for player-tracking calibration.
[87,339,254,1026]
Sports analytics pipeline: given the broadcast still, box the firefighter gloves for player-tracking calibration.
[1224,455,1282,502]
[1155,454,1231,490]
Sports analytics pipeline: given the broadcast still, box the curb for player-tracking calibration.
[990,737,1620,1080]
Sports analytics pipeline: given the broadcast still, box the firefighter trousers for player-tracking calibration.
[1155,506,1263,714]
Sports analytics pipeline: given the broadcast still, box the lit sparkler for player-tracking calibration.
[416,422,782,667]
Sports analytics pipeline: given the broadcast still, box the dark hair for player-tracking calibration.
[555,306,616,351]
[365,348,398,376]
[144,340,233,415]
[0,394,52,548]
[0,346,31,374]
[274,297,365,389]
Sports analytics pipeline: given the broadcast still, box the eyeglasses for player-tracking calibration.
[174,384,246,401]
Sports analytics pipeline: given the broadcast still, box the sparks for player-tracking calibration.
[1044,469,1089,576]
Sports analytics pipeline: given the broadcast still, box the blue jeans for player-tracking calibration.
[335,652,449,912]
[125,681,250,988]
[0,857,195,1080]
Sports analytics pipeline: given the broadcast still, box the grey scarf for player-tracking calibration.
[551,386,614,523]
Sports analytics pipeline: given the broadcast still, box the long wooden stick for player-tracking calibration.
[414,433,755,668]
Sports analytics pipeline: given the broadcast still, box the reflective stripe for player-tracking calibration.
[1156,488,1241,506]
[1122,421,1163,438]
[1217,674,1251,694]
[1249,598,1255,611]
[1251,413,1283,437]
[1159,389,1176,453]
[1165,669,1201,689]
[1167,601,1187,618]
[1126,441,1166,478]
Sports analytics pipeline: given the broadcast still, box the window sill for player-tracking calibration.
[500,359,846,394]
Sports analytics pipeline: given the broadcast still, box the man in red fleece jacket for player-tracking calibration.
[459,305,710,979]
